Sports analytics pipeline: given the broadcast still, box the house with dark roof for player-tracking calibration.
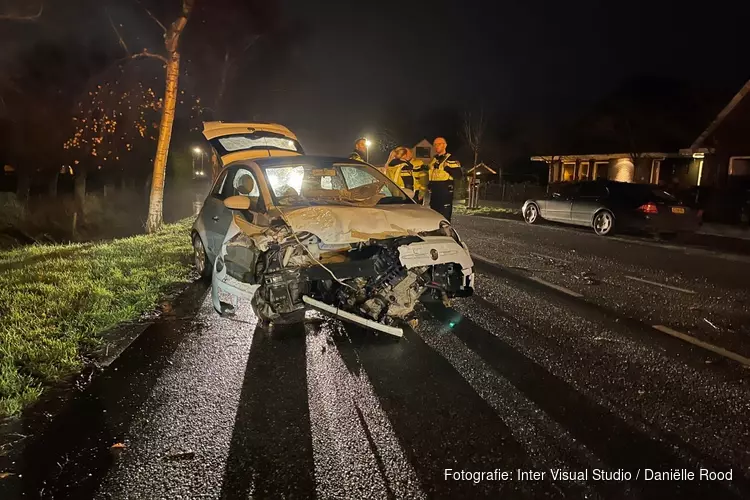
[531,78,750,192]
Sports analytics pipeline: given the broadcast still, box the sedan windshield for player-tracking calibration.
[264,162,412,207]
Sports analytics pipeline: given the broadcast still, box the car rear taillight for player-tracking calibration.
[638,202,658,214]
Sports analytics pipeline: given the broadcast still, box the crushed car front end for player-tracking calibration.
[212,214,474,335]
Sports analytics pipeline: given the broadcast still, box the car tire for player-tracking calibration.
[523,203,540,224]
[192,233,211,279]
[592,210,615,236]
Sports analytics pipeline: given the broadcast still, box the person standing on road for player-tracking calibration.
[411,155,427,205]
[349,138,368,162]
[385,146,415,190]
[428,137,462,220]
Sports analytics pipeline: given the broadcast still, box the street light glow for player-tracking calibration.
[193,147,202,154]
[365,139,372,147]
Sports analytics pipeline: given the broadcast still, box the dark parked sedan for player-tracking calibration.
[521,181,701,236]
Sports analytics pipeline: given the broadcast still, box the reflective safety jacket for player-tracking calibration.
[349,151,365,162]
[385,158,414,189]
[428,153,463,184]
[411,159,428,192]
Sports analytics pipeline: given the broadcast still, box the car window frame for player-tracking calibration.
[578,182,609,199]
[210,170,230,199]
[231,166,267,214]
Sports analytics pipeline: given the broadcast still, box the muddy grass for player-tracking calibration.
[0,219,195,417]
[454,204,522,219]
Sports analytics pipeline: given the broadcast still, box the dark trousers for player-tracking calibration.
[429,181,454,221]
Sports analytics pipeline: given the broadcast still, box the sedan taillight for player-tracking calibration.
[638,202,658,214]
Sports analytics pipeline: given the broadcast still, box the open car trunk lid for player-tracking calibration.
[202,121,305,166]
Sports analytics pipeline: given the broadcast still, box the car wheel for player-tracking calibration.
[593,210,615,236]
[192,233,210,279]
[524,203,540,224]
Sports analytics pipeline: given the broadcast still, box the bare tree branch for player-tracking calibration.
[134,0,167,33]
[0,2,43,21]
[107,9,130,56]
[118,49,168,65]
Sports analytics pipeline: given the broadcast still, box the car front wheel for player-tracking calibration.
[193,234,211,279]
[524,204,540,224]
[593,210,615,236]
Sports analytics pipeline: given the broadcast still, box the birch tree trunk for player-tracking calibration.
[146,53,180,233]
[145,0,194,233]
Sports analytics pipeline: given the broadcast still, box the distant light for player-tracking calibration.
[193,147,202,154]
[365,139,372,147]
[449,321,456,328]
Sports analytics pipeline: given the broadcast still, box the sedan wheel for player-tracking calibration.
[524,204,539,224]
[593,211,614,236]
[193,234,210,278]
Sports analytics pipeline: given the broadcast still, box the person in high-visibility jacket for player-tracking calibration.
[427,137,462,221]
[384,146,414,189]
[410,156,427,204]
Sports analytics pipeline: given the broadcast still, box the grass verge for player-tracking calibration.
[454,204,521,218]
[0,218,194,417]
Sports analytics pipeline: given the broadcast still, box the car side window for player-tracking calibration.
[231,168,266,214]
[212,171,229,199]
[560,183,580,199]
[579,182,605,199]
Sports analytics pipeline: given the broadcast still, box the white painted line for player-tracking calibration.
[460,215,750,264]
[529,252,571,264]
[624,275,696,295]
[472,253,583,297]
[527,276,584,298]
[470,253,502,266]
[652,325,750,367]
[474,215,524,225]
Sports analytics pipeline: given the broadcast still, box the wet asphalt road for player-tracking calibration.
[3,215,750,499]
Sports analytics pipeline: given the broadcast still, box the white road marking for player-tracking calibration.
[472,253,583,297]
[528,276,584,298]
[460,215,750,263]
[474,215,524,225]
[624,275,696,294]
[529,251,571,264]
[470,253,501,266]
[652,325,750,367]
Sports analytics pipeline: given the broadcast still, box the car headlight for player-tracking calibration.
[440,221,461,243]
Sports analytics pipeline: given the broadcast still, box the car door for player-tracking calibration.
[201,167,236,258]
[571,182,608,226]
[545,184,577,222]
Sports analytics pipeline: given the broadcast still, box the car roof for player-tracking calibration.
[253,155,370,168]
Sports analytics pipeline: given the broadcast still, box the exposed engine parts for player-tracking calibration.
[219,223,473,329]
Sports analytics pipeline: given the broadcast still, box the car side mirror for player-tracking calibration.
[224,195,251,210]
[402,188,415,199]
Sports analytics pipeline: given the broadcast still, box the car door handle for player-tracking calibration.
[212,216,220,221]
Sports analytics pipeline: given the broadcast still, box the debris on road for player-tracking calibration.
[162,450,196,462]
[704,318,720,331]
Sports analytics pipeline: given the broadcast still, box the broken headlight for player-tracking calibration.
[421,222,461,243]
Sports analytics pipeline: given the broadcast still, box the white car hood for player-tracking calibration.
[281,204,446,244]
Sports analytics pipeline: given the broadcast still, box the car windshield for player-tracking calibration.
[263,162,411,207]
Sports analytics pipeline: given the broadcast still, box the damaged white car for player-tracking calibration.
[192,126,474,337]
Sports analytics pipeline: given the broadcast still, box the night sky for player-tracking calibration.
[2,0,750,159]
